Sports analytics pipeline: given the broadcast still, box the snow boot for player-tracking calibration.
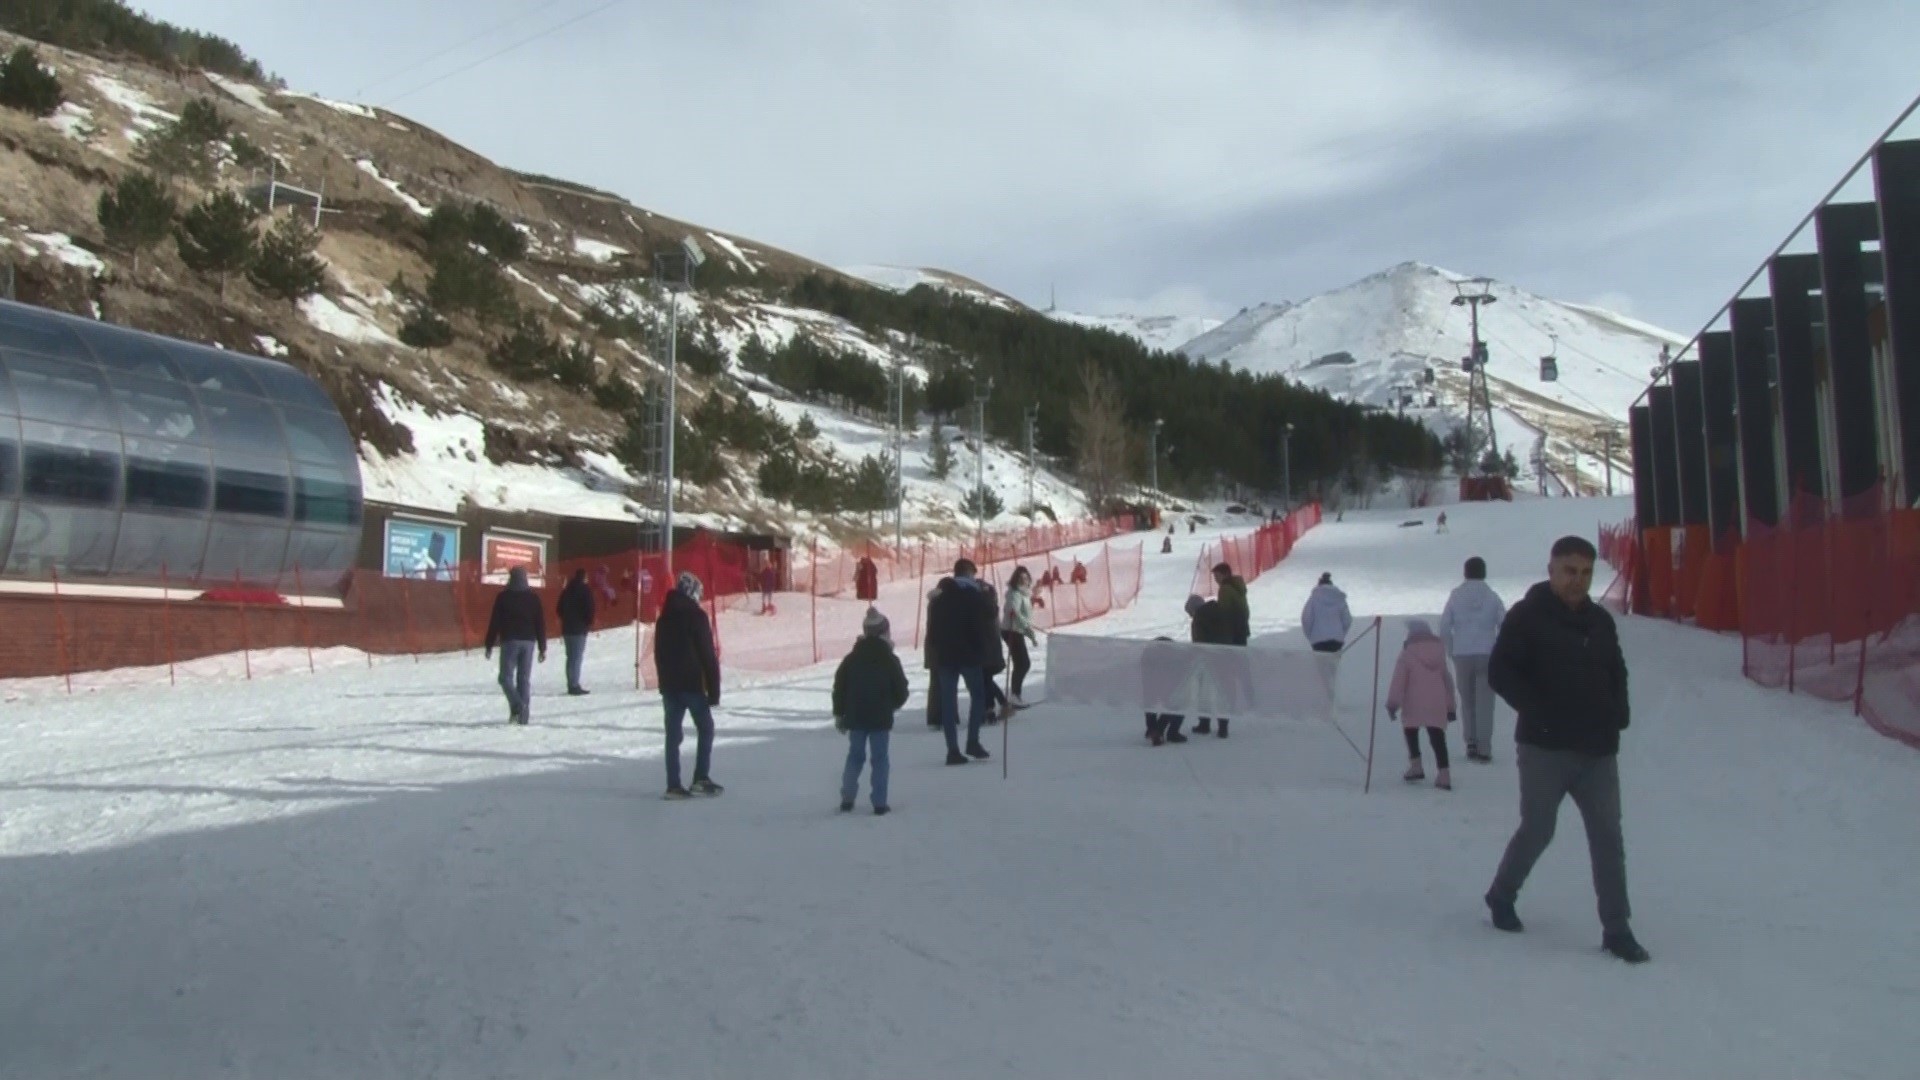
[1217,719,1229,739]
[689,777,724,796]
[1166,730,1188,744]
[873,806,890,816]
[1435,768,1452,791]
[663,786,692,801]
[840,800,855,813]
[1603,930,1651,964]
[1403,759,1425,782]
[1485,895,1523,933]
[1193,718,1212,735]
[966,742,991,760]
[946,751,970,766]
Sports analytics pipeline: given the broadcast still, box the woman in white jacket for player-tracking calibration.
[1000,567,1040,706]
[1301,573,1352,695]
[1438,556,1506,762]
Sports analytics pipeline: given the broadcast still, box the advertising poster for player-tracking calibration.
[483,531,549,586]
[383,518,461,581]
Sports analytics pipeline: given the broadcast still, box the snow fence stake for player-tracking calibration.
[160,561,177,688]
[50,566,73,695]
[1363,616,1383,794]
[234,569,253,682]
[809,537,820,665]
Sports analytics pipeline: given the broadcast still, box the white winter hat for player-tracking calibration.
[676,571,703,600]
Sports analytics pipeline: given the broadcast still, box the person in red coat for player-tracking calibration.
[855,555,879,602]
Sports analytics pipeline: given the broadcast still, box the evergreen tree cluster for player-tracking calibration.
[737,333,914,417]
[95,170,325,302]
[411,200,527,328]
[0,45,62,117]
[487,317,598,390]
[136,98,231,181]
[788,275,1441,499]
[1,0,269,81]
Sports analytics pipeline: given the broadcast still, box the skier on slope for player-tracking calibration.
[1439,557,1506,762]
[1300,572,1352,695]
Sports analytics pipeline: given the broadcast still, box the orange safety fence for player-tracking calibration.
[1189,504,1323,599]
[1599,488,1920,750]
[0,512,1142,692]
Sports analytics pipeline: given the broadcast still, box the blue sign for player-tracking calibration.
[384,518,460,581]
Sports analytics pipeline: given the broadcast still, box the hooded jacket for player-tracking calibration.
[1189,598,1236,646]
[927,577,993,670]
[556,576,596,636]
[1001,583,1037,639]
[485,579,547,649]
[833,634,910,731]
[1216,575,1251,644]
[1439,579,1505,657]
[1300,583,1352,646]
[1386,621,1456,729]
[1489,582,1630,756]
[654,587,721,703]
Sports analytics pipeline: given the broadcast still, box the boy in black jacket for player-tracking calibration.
[1484,536,1648,963]
[484,566,546,724]
[834,607,910,814]
[655,572,723,799]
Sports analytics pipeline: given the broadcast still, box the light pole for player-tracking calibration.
[891,359,907,552]
[1281,421,1294,511]
[1024,403,1039,515]
[1452,277,1499,473]
[973,376,993,546]
[1150,418,1164,496]
[656,236,705,579]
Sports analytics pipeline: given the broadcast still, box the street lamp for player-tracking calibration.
[656,235,705,579]
[1150,418,1165,496]
[973,376,993,547]
[1281,421,1294,511]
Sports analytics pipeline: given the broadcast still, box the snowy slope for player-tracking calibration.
[839,264,1026,310]
[1182,263,1677,490]
[2,500,1915,1079]
[1046,310,1223,354]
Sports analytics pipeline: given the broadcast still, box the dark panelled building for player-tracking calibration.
[0,300,363,590]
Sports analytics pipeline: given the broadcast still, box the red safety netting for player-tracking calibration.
[1188,504,1323,598]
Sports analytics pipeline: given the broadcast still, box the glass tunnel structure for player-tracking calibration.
[0,299,363,591]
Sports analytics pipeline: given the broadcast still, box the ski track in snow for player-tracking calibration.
[0,500,1913,1079]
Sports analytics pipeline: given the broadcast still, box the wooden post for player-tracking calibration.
[810,537,821,665]
[161,561,177,687]
[49,567,73,695]
[234,569,253,682]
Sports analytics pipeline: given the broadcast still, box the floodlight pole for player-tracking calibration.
[1024,404,1040,514]
[1281,421,1294,512]
[658,237,706,581]
[974,377,993,548]
[893,359,907,552]
[1150,418,1164,496]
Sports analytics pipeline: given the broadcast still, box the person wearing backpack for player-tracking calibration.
[834,607,910,816]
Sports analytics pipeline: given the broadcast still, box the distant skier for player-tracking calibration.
[1161,535,1174,554]
[655,571,723,799]
[833,607,909,816]
[484,565,547,725]
[1436,511,1449,533]
[1300,572,1352,694]
[1440,557,1506,762]
[1386,619,1457,790]
[854,555,879,602]
[556,567,595,696]
[1483,536,1647,964]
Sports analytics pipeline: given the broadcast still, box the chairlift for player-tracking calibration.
[1539,334,1560,382]
[1426,393,1438,407]
[1460,355,1475,372]
[1423,368,1436,385]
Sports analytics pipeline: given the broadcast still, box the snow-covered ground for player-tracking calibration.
[1048,309,1223,354]
[2,500,1911,1079]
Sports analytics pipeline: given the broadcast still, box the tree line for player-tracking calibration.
[1,0,269,82]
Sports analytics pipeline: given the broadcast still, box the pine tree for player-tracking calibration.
[247,213,327,304]
[963,484,1004,521]
[174,191,256,297]
[926,415,954,480]
[97,171,176,274]
[0,46,62,117]
[796,414,820,440]
[138,98,231,181]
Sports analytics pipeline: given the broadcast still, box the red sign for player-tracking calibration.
[483,533,548,586]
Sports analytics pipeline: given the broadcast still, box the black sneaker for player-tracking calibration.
[1603,931,1651,964]
[839,800,854,813]
[1486,895,1524,933]
[689,778,724,796]
[945,751,970,766]
[873,806,890,816]
[567,687,590,697]
[966,744,991,760]
[1217,719,1230,739]
[663,786,691,800]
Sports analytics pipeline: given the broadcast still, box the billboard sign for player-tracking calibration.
[384,517,460,581]
[483,531,548,586]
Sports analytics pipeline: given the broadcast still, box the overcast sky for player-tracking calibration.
[139,0,1919,333]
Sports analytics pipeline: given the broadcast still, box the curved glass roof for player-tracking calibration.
[0,299,364,590]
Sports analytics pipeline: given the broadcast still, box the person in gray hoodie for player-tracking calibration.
[1439,556,1507,762]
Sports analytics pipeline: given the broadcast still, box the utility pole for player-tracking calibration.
[1281,421,1294,511]
[1603,428,1615,497]
[1452,278,1500,474]
[973,377,993,548]
[1024,403,1039,514]
[892,359,907,552]
[655,237,706,580]
[1150,418,1164,496]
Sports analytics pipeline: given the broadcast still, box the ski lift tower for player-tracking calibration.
[1452,277,1501,471]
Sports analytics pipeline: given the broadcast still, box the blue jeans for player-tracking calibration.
[841,729,891,808]
[563,633,588,691]
[496,640,535,720]
[661,690,716,789]
[933,665,987,754]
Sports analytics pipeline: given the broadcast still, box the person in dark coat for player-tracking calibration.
[1484,536,1647,964]
[654,571,723,798]
[834,607,910,815]
[484,566,547,725]
[980,581,1011,724]
[926,559,994,764]
[1143,635,1191,746]
[556,568,596,695]
[922,576,954,728]
[1185,593,1246,738]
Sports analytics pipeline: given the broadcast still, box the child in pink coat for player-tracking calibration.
[1386,618,1457,789]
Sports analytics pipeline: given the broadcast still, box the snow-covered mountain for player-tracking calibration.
[1047,311,1223,355]
[1181,262,1681,493]
[839,265,1027,310]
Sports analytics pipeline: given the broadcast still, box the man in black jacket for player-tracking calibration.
[1484,536,1649,963]
[654,571,723,798]
[926,559,995,765]
[1186,593,1248,739]
[556,568,596,695]
[484,566,546,725]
